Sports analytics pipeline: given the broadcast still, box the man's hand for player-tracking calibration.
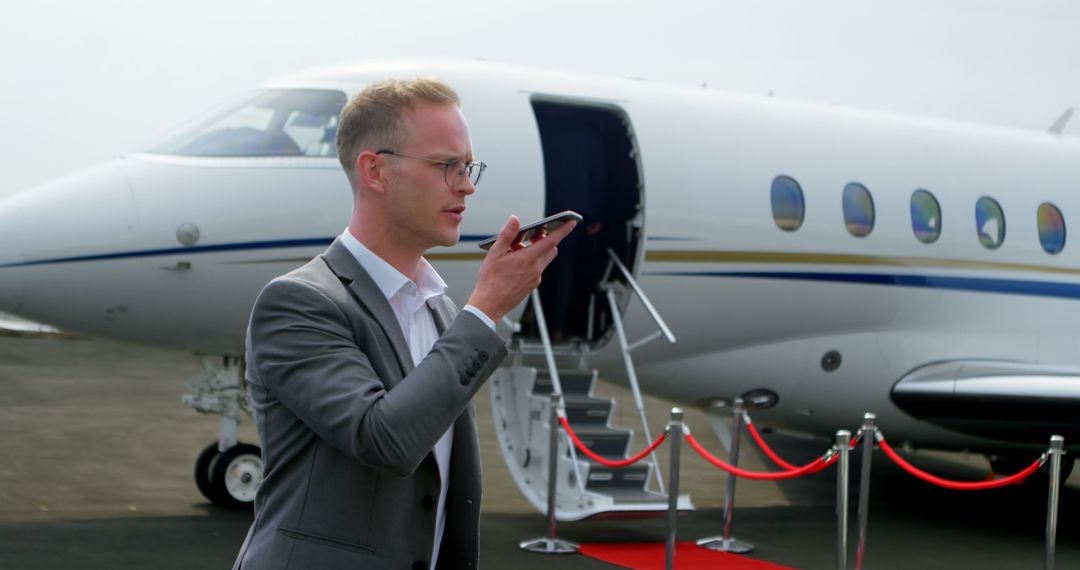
[466,215,578,323]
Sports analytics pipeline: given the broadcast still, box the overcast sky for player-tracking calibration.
[1,0,1077,199]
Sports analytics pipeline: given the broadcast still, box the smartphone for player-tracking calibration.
[477,210,583,251]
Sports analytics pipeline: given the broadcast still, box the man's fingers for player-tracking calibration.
[541,246,559,268]
[529,220,577,254]
[489,215,521,255]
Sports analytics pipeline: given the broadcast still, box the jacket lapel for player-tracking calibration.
[430,296,459,335]
[320,238,414,376]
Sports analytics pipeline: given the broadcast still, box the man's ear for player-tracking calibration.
[357,151,388,194]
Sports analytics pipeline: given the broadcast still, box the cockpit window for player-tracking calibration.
[147,89,347,157]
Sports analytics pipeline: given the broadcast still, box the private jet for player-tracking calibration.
[2,60,1079,518]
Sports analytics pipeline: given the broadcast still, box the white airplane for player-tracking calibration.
[2,60,1079,518]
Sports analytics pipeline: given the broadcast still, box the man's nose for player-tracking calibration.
[456,176,476,195]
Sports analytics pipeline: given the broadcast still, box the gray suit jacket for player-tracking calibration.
[233,238,508,569]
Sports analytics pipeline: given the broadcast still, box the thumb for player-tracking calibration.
[489,215,521,254]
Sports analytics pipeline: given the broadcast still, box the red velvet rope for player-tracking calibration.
[559,415,668,468]
[877,436,1042,490]
[685,432,836,480]
[744,419,798,471]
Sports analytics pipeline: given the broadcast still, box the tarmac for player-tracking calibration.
[1,333,1078,569]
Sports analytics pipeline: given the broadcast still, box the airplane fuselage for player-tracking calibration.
[4,60,1079,455]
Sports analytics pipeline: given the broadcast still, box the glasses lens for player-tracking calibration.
[444,160,463,187]
[470,163,485,186]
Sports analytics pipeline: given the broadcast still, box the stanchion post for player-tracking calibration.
[1046,434,1064,570]
[519,393,579,554]
[697,398,754,553]
[666,408,684,570]
[836,430,852,570]
[855,413,875,570]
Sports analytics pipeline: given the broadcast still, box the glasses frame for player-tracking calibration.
[375,149,486,188]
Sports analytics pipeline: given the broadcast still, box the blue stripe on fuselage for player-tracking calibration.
[0,235,489,268]
[647,271,1080,300]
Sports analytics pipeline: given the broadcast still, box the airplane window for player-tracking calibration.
[843,183,874,237]
[910,189,941,243]
[147,89,347,157]
[771,175,804,231]
[975,197,1005,249]
[1037,202,1066,254]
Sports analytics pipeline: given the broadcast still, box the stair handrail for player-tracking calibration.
[606,287,666,492]
[529,290,588,493]
[607,248,676,349]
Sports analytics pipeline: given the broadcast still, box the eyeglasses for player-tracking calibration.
[376,149,486,187]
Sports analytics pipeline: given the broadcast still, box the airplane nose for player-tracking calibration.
[0,160,138,325]
[0,195,29,316]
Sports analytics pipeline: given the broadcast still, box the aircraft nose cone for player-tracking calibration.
[0,195,29,316]
[0,161,138,326]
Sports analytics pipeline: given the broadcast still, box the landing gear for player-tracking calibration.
[195,442,263,510]
[184,356,263,510]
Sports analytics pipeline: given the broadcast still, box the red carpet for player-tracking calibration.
[579,542,795,569]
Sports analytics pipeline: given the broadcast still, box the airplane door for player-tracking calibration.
[525,99,644,346]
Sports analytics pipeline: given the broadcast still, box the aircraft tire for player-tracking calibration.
[209,443,263,510]
[194,442,222,503]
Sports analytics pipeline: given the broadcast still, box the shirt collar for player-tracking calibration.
[340,229,447,307]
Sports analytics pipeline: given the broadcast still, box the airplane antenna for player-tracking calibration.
[1048,107,1074,135]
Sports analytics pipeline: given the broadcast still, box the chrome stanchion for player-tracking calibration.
[855,413,875,570]
[1046,434,1064,570]
[519,393,579,554]
[836,430,852,570]
[666,408,684,570]
[697,398,753,553]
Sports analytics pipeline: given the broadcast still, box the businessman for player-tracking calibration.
[233,78,576,569]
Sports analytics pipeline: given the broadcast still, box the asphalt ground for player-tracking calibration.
[1,333,1078,569]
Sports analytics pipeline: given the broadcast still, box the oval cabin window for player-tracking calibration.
[843,183,875,237]
[1037,202,1066,254]
[771,175,805,232]
[910,189,942,243]
[975,197,1005,249]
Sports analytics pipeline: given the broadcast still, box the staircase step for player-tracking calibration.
[562,395,613,425]
[585,464,653,491]
[533,371,594,395]
[598,488,668,503]
[564,426,631,458]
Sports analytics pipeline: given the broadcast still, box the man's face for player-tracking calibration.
[382,101,476,252]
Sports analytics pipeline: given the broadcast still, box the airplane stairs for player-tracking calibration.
[490,251,693,520]
[491,359,693,520]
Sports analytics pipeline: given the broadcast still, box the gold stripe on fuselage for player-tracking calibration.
[643,250,1080,276]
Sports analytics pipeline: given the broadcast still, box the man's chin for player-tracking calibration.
[438,231,460,248]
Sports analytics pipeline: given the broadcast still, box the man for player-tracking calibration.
[233,78,576,569]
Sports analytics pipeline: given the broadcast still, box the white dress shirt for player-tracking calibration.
[340,229,493,569]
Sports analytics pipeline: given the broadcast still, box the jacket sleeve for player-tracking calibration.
[248,276,508,477]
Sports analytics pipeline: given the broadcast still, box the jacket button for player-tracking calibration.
[412,561,426,570]
[459,374,470,386]
[421,495,436,510]
[478,351,489,362]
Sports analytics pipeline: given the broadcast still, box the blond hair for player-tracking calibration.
[336,77,460,190]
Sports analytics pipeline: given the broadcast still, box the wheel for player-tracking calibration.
[194,442,222,503]
[209,443,263,510]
